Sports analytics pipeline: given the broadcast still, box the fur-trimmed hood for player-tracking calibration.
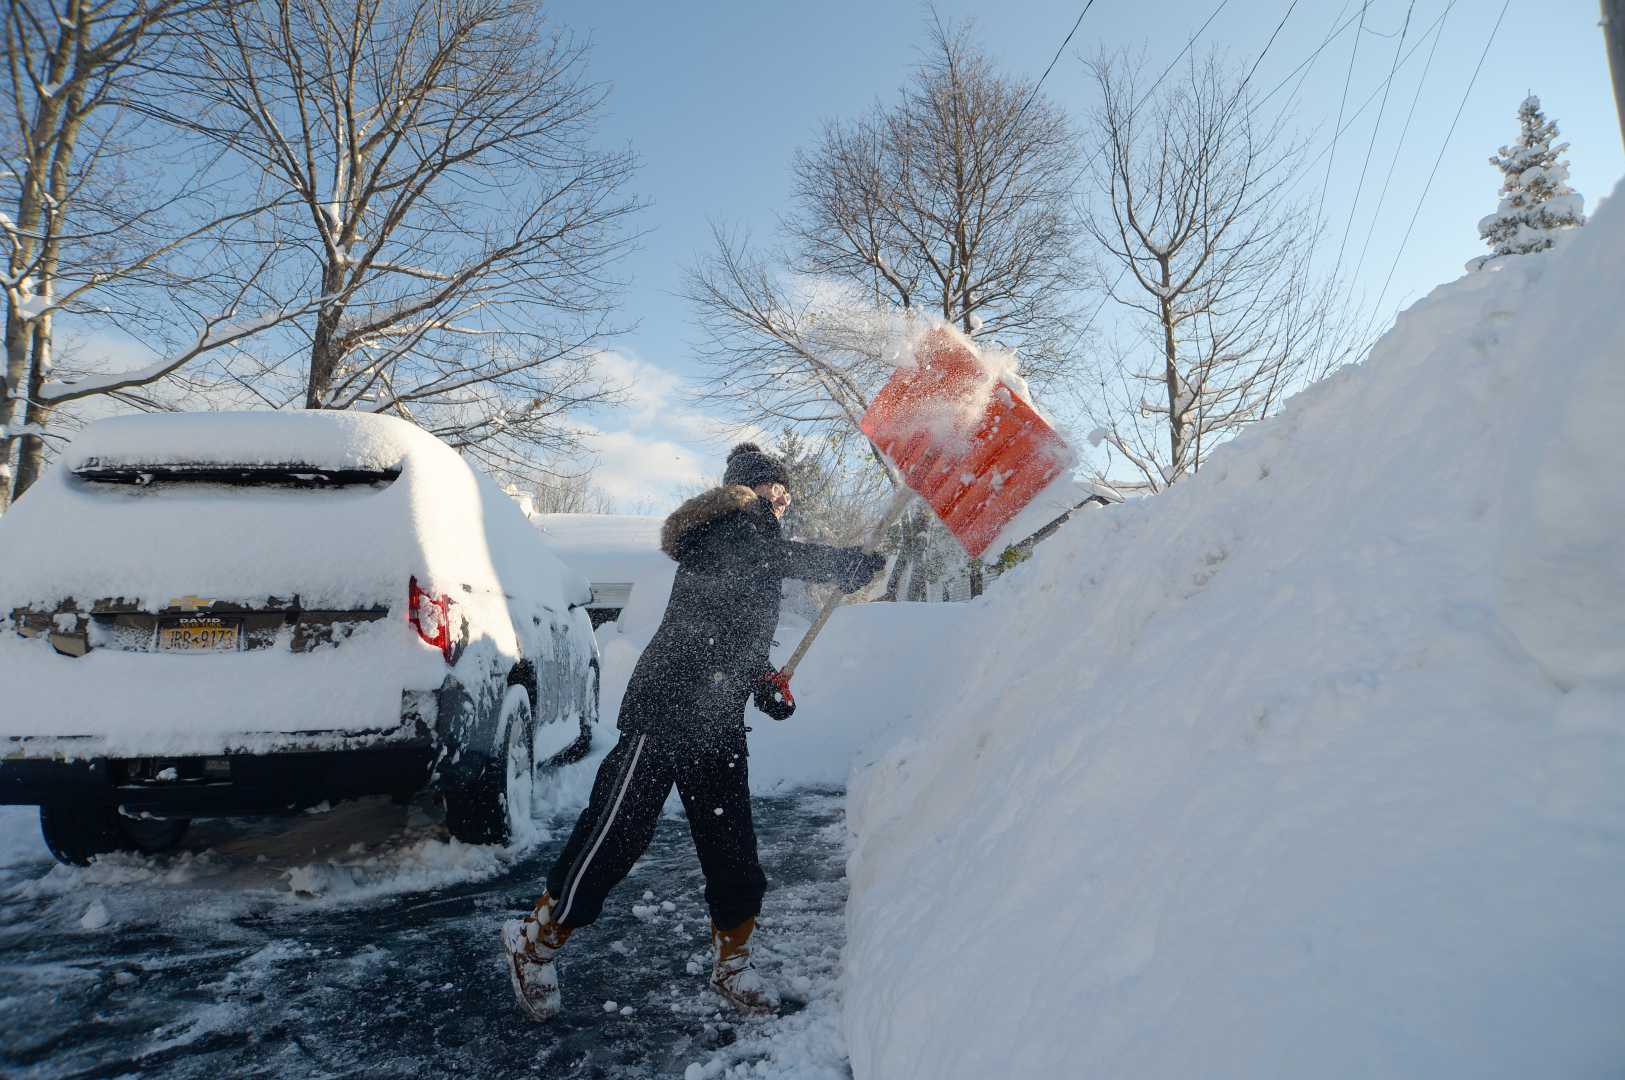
[660,484,763,559]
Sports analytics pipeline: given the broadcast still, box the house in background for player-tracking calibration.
[530,514,673,632]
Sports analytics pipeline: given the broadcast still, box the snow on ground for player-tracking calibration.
[2,798,541,922]
[0,806,42,868]
[1,789,854,1079]
[841,186,1625,1078]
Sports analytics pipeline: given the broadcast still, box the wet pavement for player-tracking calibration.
[0,790,851,1079]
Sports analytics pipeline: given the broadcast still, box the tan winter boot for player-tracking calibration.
[710,917,781,1015]
[502,892,573,1022]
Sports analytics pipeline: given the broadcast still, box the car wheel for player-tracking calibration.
[38,805,191,866]
[39,804,121,866]
[445,683,533,846]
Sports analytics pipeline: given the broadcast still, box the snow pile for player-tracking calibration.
[842,184,1625,1078]
[533,512,675,707]
[557,514,681,737]
[753,603,966,792]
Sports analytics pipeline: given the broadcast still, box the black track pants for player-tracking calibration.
[545,731,766,932]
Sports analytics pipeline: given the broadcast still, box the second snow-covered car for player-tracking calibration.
[0,410,599,864]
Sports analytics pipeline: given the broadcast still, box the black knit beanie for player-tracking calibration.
[722,442,790,490]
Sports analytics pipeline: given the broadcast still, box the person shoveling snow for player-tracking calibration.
[505,323,1073,1023]
[502,443,886,1020]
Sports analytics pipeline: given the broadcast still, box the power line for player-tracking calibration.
[1351,0,1447,290]
[1243,0,1303,90]
[1291,1,1463,186]
[1135,0,1231,113]
[1077,0,1295,345]
[1334,0,1414,279]
[1254,2,1362,116]
[1317,1,1370,228]
[1018,0,1099,123]
[1077,0,1232,181]
[1373,0,1511,318]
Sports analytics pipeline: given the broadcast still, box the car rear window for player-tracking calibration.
[72,463,401,489]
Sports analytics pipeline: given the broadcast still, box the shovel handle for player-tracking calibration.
[779,486,915,681]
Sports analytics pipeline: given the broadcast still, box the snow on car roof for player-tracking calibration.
[66,410,453,473]
[0,409,587,615]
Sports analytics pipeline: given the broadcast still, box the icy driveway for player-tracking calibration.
[0,791,851,1079]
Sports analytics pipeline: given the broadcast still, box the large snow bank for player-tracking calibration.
[843,186,1625,1078]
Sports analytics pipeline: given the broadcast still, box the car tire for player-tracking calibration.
[39,805,192,866]
[445,684,533,846]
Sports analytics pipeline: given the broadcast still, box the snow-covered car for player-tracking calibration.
[0,411,598,864]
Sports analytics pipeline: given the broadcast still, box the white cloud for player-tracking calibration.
[570,422,711,512]
[579,349,775,513]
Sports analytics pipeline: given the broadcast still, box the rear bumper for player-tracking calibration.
[0,745,433,815]
[0,633,448,758]
[2,684,440,759]
[0,685,448,813]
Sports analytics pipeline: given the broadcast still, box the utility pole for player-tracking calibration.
[1605,0,1625,150]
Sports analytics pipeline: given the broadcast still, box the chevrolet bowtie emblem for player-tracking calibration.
[168,595,213,612]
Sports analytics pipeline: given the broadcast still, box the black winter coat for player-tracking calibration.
[617,484,868,745]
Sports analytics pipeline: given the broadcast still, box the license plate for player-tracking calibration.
[156,617,241,653]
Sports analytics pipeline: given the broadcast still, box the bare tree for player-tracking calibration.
[514,465,616,516]
[686,17,1081,593]
[0,0,302,510]
[686,226,889,444]
[1081,51,1358,494]
[788,18,1082,372]
[164,0,640,485]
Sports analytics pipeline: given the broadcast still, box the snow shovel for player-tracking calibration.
[765,327,1072,707]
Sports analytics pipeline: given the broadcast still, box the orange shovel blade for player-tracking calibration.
[860,328,1072,559]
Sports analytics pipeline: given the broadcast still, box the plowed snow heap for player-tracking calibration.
[842,184,1625,1078]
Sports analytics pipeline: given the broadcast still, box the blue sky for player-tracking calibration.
[538,0,1624,511]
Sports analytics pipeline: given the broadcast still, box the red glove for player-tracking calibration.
[753,669,796,721]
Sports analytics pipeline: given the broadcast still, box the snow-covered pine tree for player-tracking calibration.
[1469,96,1586,270]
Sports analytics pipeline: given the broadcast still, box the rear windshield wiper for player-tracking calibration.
[73,465,402,489]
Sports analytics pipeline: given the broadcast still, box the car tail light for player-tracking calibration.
[408,576,454,662]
